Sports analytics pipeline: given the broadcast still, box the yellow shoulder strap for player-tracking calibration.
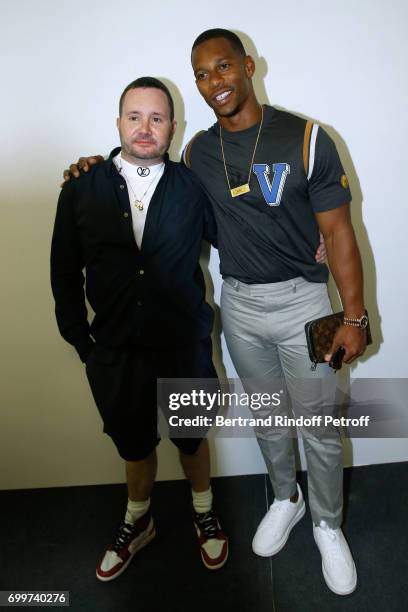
[183,130,206,168]
[303,120,313,176]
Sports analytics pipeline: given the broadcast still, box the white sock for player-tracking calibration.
[125,498,150,524]
[192,486,213,514]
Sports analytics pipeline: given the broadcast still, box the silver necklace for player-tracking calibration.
[117,159,164,211]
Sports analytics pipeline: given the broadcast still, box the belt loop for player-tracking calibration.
[290,279,296,293]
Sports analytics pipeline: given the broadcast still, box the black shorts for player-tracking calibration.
[85,338,217,461]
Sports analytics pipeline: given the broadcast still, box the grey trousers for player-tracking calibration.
[221,276,343,528]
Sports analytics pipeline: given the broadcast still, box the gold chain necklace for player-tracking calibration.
[117,159,163,211]
[219,105,264,198]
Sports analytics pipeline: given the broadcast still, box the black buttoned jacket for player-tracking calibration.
[50,152,217,362]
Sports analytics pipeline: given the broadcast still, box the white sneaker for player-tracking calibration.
[313,520,357,595]
[252,483,305,556]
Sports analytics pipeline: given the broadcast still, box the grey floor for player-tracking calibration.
[1,462,407,611]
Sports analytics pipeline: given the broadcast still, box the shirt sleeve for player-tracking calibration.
[307,126,352,213]
[50,182,94,362]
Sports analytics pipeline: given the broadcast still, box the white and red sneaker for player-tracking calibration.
[193,509,228,570]
[96,511,155,582]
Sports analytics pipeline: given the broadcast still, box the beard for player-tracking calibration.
[119,129,173,163]
[121,139,170,161]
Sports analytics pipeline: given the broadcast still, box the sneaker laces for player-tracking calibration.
[318,523,345,565]
[112,522,135,552]
[195,510,220,539]
[263,499,292,529]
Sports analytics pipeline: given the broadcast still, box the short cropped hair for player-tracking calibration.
[119,77,174,120]
[191,29,246,58]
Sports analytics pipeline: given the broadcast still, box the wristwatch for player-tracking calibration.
[343,313,369,329]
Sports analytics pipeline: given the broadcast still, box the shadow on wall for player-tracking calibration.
[160,76,187,164]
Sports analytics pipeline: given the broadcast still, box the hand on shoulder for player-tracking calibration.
[61,155,104,186]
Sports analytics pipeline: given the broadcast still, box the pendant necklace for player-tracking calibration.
[219,105,264,198]
[118,160,164,211]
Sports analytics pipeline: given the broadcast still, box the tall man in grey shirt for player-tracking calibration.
[184,28,367,596]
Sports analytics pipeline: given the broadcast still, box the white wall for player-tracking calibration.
[1,0,407,490]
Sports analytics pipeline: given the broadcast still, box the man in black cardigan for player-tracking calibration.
[51,77,228,581]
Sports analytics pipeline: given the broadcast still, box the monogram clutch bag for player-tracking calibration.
[304,311,372,369]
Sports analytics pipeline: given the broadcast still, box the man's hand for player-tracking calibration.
[325,324,367,365]
[316,204,367,366]
[315,232,327,263]
[61,155,104,186]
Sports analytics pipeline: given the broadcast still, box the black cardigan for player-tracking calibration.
[51,152,217,361]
